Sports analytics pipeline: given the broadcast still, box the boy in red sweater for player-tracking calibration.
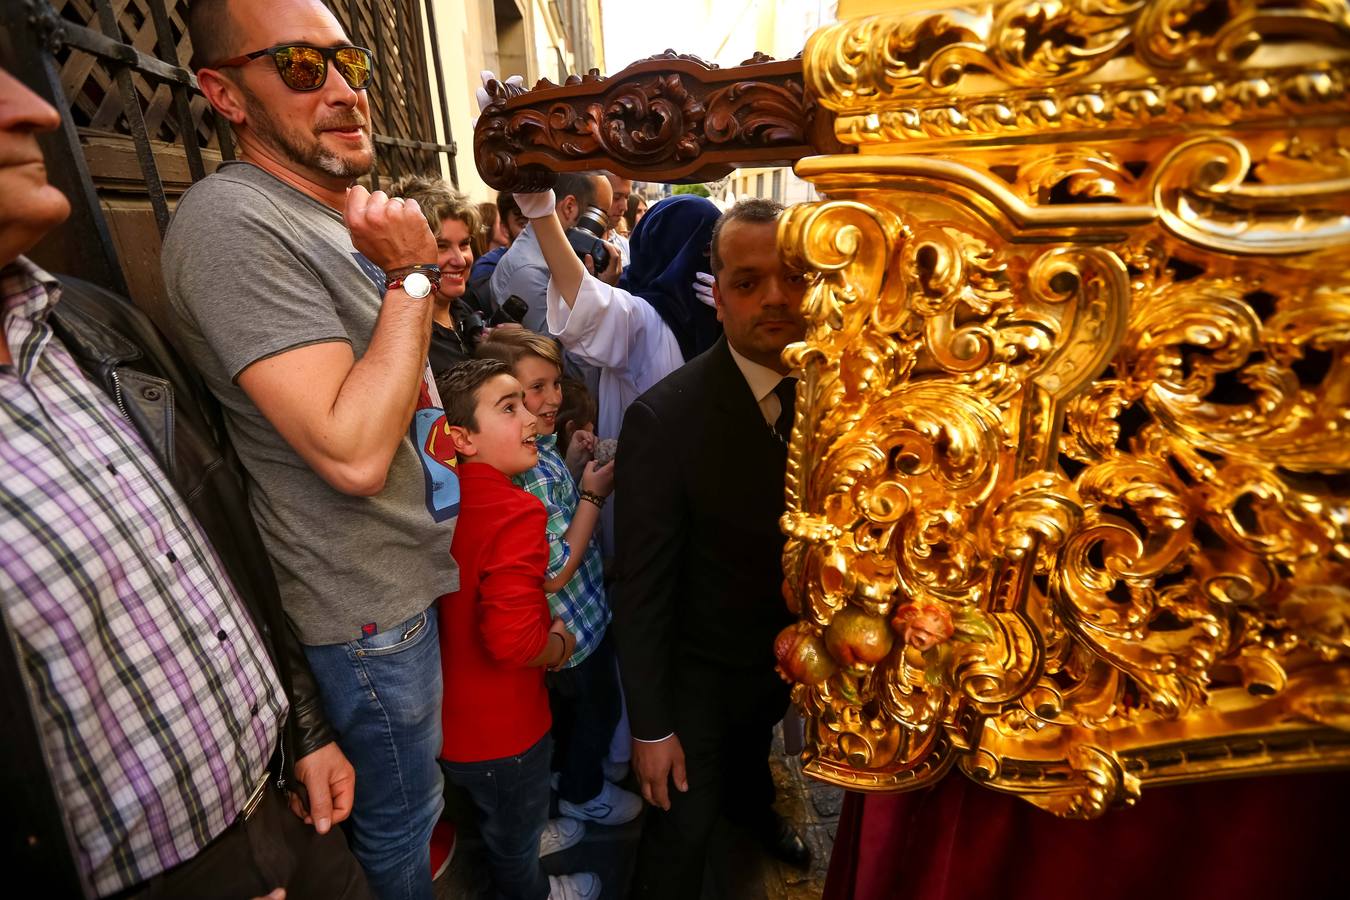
[476,329,640,828]
[433,358,600,900]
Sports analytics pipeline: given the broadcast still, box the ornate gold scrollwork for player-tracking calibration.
[776,0,1350,816]
[1153,136,1350,255]
[805,0,1350,147]
[777,174,1144,797]
[470,0,1350,819]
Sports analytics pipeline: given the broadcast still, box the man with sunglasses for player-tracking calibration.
[161,2,456,899]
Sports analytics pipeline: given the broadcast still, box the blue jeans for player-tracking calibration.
[548,634,621,804]
[304,607,444,900]
[441,734,553,900]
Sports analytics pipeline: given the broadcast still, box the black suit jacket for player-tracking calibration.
[612,337,795,741]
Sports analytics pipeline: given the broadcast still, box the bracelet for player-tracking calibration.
[384,262,441,283]
[579,489,606,509]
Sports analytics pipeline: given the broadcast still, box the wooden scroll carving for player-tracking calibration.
[473,51,840,191]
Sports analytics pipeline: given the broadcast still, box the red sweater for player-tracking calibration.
[438,462,553,762]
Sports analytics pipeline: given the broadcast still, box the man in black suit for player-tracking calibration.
[613,198,812,899]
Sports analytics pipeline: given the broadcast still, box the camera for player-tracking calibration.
[566,204,611,273]
[489,294,530,326]
[457,305,486,349]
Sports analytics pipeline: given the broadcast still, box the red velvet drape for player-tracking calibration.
[823,772,1350,900]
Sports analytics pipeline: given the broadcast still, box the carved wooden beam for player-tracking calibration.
[473,51,842,191]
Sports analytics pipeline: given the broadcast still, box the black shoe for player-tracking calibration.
[758,815,812,869]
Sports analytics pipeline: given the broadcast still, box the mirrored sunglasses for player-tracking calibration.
[210,44,374,93]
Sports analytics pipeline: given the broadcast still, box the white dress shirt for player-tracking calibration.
[727,341,792,428]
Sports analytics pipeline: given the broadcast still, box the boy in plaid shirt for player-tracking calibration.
[478,329,643,826]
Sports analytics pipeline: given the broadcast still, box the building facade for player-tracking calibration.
[706,0,837,207]
[425,0,606,200]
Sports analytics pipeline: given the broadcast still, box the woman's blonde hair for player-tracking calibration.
[387,174,481,238]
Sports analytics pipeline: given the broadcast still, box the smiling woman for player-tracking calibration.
[388,173,485,370]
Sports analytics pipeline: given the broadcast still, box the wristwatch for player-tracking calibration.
[386,271,436,299]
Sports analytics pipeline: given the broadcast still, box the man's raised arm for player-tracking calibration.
[237,187,437,496]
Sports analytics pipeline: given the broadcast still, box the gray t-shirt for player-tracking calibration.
[161,162,458,645]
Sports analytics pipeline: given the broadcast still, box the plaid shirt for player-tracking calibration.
[514,434,610,666]
[0,260,287,895]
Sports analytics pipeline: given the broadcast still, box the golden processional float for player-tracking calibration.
[475,0,1350,818]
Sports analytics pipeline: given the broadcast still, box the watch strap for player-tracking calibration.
[386,271,439,296]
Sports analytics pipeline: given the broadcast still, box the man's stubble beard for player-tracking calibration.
[240,85,372,179]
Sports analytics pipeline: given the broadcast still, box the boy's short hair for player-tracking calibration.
[436,359,512,431]
[387,174,481,238]
[476,326,563,371]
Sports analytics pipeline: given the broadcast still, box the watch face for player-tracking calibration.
[402,271,433,299]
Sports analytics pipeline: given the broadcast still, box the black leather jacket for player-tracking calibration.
[1,276,336,894]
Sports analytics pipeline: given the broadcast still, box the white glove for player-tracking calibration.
[514,190,556,219]
[693,271,716,308]
[476,70,554,217]
[474,70,524,117]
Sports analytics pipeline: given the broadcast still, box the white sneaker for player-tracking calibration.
[549,872,601,900]
[602,757,630,783]
[558,779,643,826]
[540,816,585,858]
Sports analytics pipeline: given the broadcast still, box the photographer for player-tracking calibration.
[490,172,621,334]
[389,175,487,370]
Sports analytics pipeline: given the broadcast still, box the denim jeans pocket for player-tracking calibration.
[355,608,432,658]
[441,761,499,815]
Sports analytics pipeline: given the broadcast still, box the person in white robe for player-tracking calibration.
[512,191,723,440]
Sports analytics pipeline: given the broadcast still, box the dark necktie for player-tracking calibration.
[772,376,797,444]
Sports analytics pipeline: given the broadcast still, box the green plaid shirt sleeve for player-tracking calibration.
[514,436,611,667]
[517,462,571,582]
